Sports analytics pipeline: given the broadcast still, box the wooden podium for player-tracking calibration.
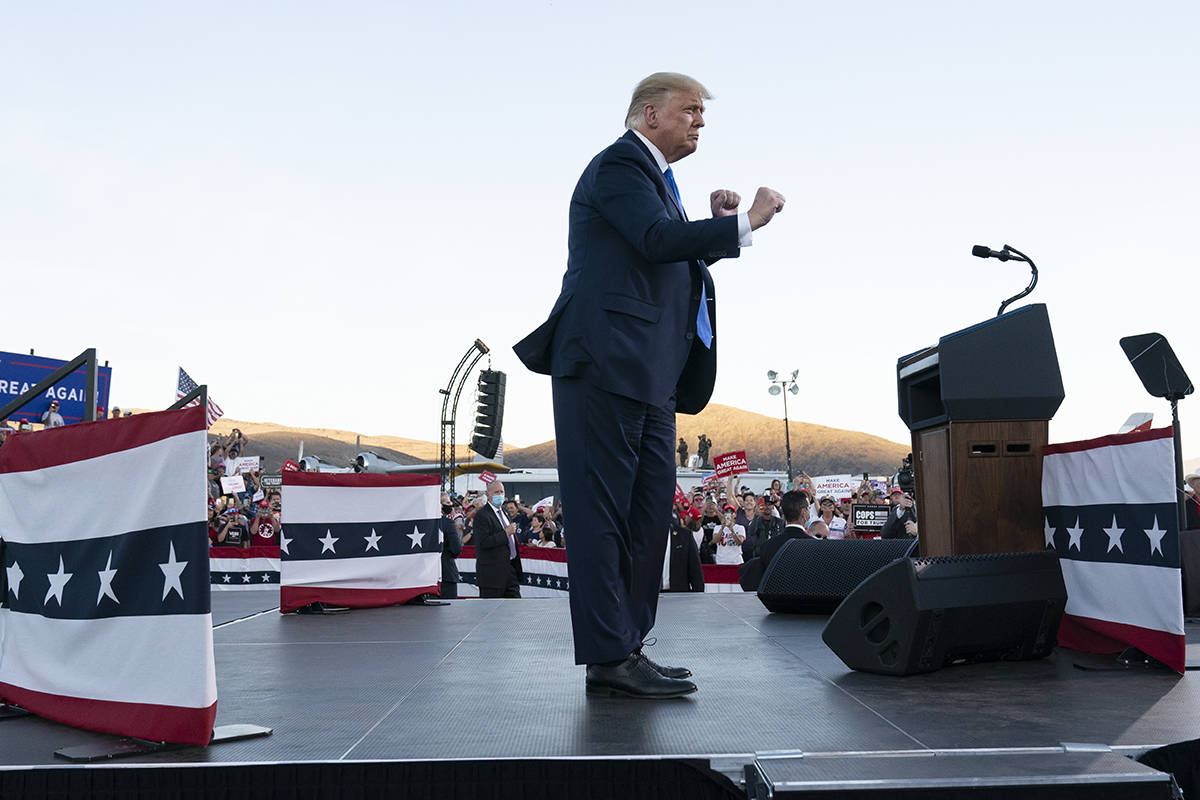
[897,304,1065,556]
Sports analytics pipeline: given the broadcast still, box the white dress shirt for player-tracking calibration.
[630,128,753,247]
[492,503,517,559]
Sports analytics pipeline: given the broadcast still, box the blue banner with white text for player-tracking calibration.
[0,350,113,423]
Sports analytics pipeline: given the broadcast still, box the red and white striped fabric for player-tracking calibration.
[279,472,441,613]
[0,405,217,744]
[1042,426,1185,673]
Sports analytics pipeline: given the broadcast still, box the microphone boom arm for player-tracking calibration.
[996,244,1038,316]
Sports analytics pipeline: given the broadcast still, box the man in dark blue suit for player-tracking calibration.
[514,72,785,698]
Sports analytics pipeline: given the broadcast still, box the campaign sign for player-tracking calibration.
[852,503,891,532]
[227,456,260,474]
[713,451,749,479]
[261,473,283,488]
[479,470,497,485]
[220,475,247,495]
[0,350,113,423]
[812,474,860,500]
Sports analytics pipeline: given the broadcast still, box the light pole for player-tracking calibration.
[768,370,800,484]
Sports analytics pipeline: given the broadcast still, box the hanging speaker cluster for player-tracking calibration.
[470,370,506,459]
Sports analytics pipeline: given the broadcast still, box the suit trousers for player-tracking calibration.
[552,376,676,665]
[479,558,521,598]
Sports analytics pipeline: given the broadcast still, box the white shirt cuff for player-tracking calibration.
[737,213,753,247]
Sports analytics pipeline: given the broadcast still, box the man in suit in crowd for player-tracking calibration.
[880,486,918,539]
[745,494,785,561]
[438,492,463,599]
[514,72,785,698]
[473,480,523,598]
[757,490,814,573]
[667,508,705,592]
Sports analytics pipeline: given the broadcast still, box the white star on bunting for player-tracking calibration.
[45,556,73,606]
[407,526,424,550]
[1145,516,1168,557]
[242,574,252,583]
[96,551,120,605]
[261,573,272,582]
[6,560,23,600]
[222,574,232,583]
[364,528,382,552]
[159,542,188,601]
[1102,515,1125,554]
[1044,517,1057,549]
[1066,517,1085,551]
[279,532,293,555]
[319,530,339,554]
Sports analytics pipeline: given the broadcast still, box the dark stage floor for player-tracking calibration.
[3,593,1199,782]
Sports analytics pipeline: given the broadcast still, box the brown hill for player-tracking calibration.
[155,403,906,475]
[220,430,425,473]
[503,404,909,475]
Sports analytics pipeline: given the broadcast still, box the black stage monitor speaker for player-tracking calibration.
[758,538,918,614]
[822,551,1066,676]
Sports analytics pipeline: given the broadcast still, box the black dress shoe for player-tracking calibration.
[586,652,697,699]
[636,647,692,679]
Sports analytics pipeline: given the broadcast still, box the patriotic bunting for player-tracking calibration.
[1042,426,1185,673]
[0,406,217,744]
[210,545,280,590]
[279,472,441,613]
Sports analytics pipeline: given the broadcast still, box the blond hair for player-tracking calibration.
[625,72,712,130]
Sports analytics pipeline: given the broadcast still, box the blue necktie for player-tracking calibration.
[664,167,712,349]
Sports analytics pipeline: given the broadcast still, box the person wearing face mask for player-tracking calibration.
[438,493,464,598]
[473,480,523,598]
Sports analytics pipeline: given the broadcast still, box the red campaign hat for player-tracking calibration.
[688,508,703,520]
[890,486,904,494]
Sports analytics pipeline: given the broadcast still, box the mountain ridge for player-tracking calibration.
[183,403,909,475]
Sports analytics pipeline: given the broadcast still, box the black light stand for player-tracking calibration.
[438,340,489,491]
[767,370,800,484]
[1119,333,1194,532]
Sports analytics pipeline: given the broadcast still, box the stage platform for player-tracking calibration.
[3,592,1198,797]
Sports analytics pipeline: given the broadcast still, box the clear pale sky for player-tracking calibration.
[3,2,1198,462]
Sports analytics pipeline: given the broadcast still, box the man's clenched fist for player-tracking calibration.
[747,187,786,230]
[709,189,742,218]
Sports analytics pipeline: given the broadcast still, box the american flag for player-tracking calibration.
[1042,426,1184,673]
[176,366,224,428]
[0,405,218,744]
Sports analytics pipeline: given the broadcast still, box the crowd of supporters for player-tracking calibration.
[670,473,917,566]
[207,429,282,548]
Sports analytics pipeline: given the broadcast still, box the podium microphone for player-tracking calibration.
[971,243,1039,316]
[972,244,1027,263]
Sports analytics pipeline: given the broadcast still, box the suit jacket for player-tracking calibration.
[473,504,523,589]
[757,523,814,573]
[880,506,918,540]
[513,130,740,414]
[439,515,462,583]
[667,527,705,592]
[744,515,784,561]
